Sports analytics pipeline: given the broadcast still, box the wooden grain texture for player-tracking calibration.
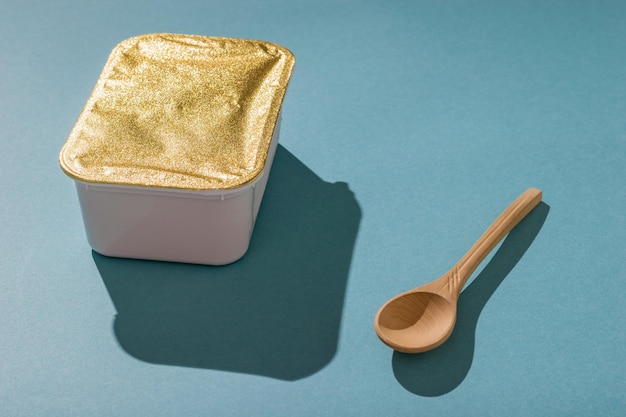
[374,188,542,353]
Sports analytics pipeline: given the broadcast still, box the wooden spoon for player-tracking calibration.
[374,188,542,353]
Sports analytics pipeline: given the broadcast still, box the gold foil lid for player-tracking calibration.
[59,34,295,190]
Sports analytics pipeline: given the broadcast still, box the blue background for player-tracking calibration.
[1,0,625,415]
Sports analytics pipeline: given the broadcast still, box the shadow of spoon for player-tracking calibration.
[391,201,549,396]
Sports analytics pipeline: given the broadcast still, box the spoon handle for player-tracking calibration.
[451,188,542,295]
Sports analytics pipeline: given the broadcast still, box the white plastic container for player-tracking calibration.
[73,120,280,265]
[59,34,295,265]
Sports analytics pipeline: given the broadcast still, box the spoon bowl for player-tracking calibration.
[374,188,542,353]
[376,290,456,353]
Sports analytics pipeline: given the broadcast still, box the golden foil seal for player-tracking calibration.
[59,33,295,190]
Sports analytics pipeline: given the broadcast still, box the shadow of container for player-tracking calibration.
[93,145,361,380]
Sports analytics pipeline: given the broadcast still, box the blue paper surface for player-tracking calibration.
[1,1,625,416]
